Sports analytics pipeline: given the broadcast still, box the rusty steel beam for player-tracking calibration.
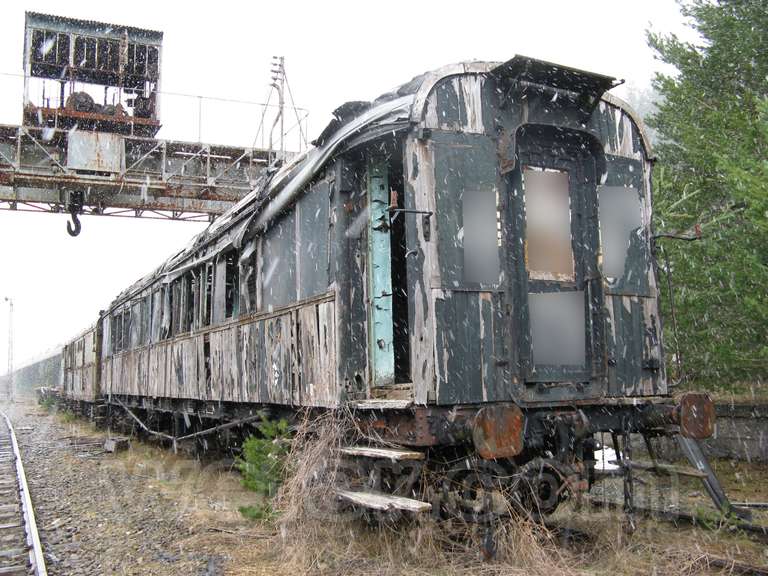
[0,122,274,221]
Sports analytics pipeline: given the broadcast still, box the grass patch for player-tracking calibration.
[59,410,77,423]
[238,503,276,522]
[38,396,56,412]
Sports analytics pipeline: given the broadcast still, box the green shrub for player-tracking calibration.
[39,397,55,412]
[238,504,276,521]
[236,418,291,499]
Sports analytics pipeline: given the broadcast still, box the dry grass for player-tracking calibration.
[269,408,579,576]
[257,408,768,576]
[31,402,768,575]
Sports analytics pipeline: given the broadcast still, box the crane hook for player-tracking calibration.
[66,208,81,237]
[66,191,84,237]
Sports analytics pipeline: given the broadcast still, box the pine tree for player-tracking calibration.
[647,0,768,388]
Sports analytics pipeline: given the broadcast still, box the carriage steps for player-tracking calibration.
[335,489,432,513]
[338,446,425,461]
[335,445,431,513]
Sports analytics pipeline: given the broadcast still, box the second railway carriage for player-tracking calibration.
[61,323,101,407]
[63,55,720,514]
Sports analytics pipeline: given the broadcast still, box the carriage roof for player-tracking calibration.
[106,56,652,311]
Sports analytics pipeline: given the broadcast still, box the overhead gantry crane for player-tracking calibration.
[0,13,293,235]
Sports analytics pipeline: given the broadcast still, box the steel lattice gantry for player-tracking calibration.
[1,12,274,225]
[0,124,270,222]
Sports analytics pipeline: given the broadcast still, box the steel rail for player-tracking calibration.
[0,410,47,576]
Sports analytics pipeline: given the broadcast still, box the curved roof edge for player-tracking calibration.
[600,92,655,160]
[407,57,654,160]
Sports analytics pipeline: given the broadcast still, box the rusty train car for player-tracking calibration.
[59,55,722,515]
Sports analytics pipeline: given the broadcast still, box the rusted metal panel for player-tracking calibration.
[330,160,369,400]
[472,404,525,459]
[679,392,716,439]
[209,330,224,401]
[239,323,257,402]
[66,132,125,172]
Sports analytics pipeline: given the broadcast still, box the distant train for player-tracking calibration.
[58,55,719,516]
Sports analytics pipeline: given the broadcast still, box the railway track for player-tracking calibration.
[0,410,46,575]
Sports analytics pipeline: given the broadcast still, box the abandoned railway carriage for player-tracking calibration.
[61,56,718,514]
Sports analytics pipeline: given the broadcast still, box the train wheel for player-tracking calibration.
[513,458,567,518]
[439,457,510,523]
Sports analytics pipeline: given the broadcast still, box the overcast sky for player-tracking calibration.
[0,0,695,369]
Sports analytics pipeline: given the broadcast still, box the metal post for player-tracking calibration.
[268,56,285,161]
[197,96,203,143]
[3,297,12,403]
[278,57,285,158]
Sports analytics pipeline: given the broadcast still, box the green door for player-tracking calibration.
[367,158,395,388]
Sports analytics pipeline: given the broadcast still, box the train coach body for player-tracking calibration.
[60,56,716,468]
[94,56,662,411]
[61,323,101,403]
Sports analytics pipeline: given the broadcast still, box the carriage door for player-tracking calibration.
[366,152,410,391]
[511,129,603,400]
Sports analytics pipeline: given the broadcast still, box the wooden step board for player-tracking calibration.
[338,446,425,461]
[612,460,708,479]
[335,490,431,513]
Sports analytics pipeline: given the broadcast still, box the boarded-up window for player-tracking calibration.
[523,168,574,281]
[102,316,111,356]
[141,295,151,345]
[112,312,122,353]
[463,187,500,283]
[433,132,500,287]
[130,301,141,348]
[599,186,643,280]
[160,286,171,339]
[529,291,585,366]
[170,279,181,336]
[262,211,296,311]
[122,308,131,350]
[181,272,195,331]
[201,263,213,327]
[150,289,162,342]
[239,240,258,314]
[298,182,330,299]
[224,251,239,318]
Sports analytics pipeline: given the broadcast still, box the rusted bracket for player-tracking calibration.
[388,208,433,240]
